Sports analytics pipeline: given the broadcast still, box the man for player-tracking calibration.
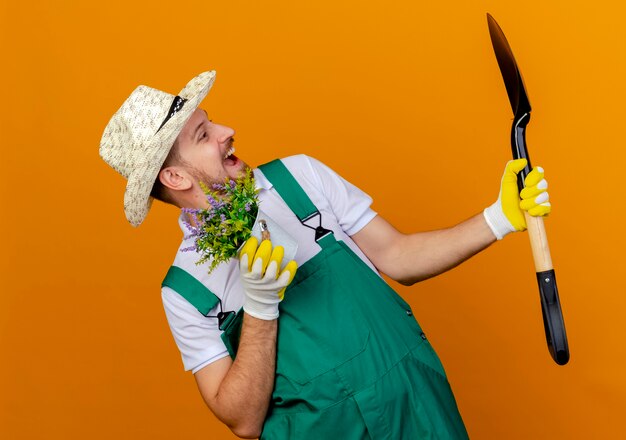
[101,71,551,439]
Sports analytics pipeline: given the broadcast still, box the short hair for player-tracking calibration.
[150,137,184,205]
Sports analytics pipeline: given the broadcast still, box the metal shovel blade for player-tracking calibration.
[487,13,531,118]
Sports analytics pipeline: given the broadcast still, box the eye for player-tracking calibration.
[200,132,207,139]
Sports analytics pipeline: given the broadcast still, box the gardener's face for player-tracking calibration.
[176,107,248,186]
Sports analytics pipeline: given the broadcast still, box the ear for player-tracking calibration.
[158,166,193,192]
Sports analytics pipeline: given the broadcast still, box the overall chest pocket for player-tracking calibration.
[275,253,370,386]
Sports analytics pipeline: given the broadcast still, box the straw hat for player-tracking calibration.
[100,70,216,227]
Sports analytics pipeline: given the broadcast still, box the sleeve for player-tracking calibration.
[161,286,230,374]
[304,155,378,236]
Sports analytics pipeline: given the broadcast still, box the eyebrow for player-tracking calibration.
[192,109,209,142]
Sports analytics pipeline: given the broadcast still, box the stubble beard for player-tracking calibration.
[189,160,251,198]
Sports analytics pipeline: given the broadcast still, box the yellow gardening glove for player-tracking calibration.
[483,158,552,240]
[238,237,298,320]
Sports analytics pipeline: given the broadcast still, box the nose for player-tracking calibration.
[216,124,235,143]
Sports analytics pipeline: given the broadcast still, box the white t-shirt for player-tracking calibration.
[161,154,379,374]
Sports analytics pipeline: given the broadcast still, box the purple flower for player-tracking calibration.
[229,180,236,189]
[206,194,227,210]
[206,194,219,209]
[181,218,199,235]
[180,208,204,238]
[245,203,251,212]
[180,245,197,253]
[183,230,201,239]
[212,183,225,191]
[220,213,227,223]
[181,207,200,217]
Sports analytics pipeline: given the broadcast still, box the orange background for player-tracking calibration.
[2,0,625,438]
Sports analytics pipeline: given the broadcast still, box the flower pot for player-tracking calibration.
[247,208,298,269]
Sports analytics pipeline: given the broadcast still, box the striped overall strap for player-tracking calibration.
[258,159,335,247]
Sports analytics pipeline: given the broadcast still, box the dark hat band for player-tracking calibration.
[156,95,188,133]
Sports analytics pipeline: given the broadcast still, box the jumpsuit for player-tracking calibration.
[163,159,470,439]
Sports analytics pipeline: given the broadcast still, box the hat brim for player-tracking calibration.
[123,71,216,227]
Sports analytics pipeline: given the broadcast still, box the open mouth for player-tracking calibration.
[223,145,239,167]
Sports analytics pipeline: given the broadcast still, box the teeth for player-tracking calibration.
[223,146,235,160]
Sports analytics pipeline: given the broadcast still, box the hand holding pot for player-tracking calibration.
[239,237,298,320]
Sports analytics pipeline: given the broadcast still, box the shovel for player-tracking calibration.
[487,13,570,365]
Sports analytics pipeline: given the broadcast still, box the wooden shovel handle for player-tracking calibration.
[525,212,553,272]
